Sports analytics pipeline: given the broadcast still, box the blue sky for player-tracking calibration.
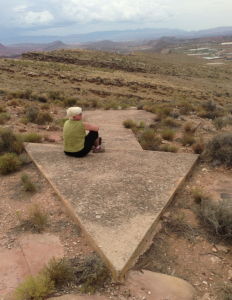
[0,0,231,38]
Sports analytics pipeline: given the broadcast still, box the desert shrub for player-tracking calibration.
[0,153,22,175]
[162,117,181,127]
[143,105,157,114]
[181,134,196,146]
[183,121,196,132]
[191,186,204,203]
[26,105,39,122]
[30,93,39,101]
[7,99,18,106]
[57,118,68,127]
[159,144,178,153]
[192,139,205,154]
[201,198,232,239]
[178,101,194,115]
[0,112,11,125]
[170,111,180,119]
[92,99,98,108]
[121,103,128,109]
[104,104,111,110]
[0,89,7,95]
[53,100,63,107]
[137,104,144,110]
[205,133,232,166]
[64,97,77,107]
[48,91,60,100]
[168,145,178,152]
[15,90,25,99]
[213,117,228,130]
[24,89,32,100]
[0,105,6,113]
[161,129,175,140]
[20,117,30,125]
[202,99,216,111]
[38,94,48,103]
[35,112,53,125]
[41,256,73,285]
[139,120,145,129]
[7,92,17,99]
[131,126,139,133]
[82,101,90,108]
[74,254,110,294]
[21,173,37,192]
[0,128,24,154]
[122,119,136,128]
[14,273,55,300]
[112,103,118,110]
[23,133,43,143]
[219,283,232,300]
[40,103,50,110]
[17,203,49,233]
[139,129,162,150]
[97,102,103,108]
[198,108,224,120]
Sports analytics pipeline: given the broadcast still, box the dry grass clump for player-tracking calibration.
[159,144,178,153]
[162,117,181,127]
[204,133,232,166]
[0,128,24,154]
[21,173,37,192]
[24,89,32,100]
[213,117,228,130]
[57,118,69,127]
[139,129,162,150]
[192,139,205,154]
[0,153,22,175]
[53,100,63,107]
[178,101,194,115]
[38,94,48,103]
[143,105,157,114]
[26,105,39,122]
[191,186,204,203]
[23,133,43,143]
[183,121,196,133]
[20,117,30,125]
[92,99,98,108]
[7,99,19,106]
[122,119,136,128]
[121,103,128,109]
[17,203,49,233]
[0,112,11,125]
[41,256,73,286]
[198,99,225,120]
[200,198,232,240]
[161,129,175,140]
[74,254,110,294]
[181,134,196,146]
[40,103,50,110]
[0,105,6,113]
[48,91,61,100]
[63,97,77,107]
[35,112,53,125]
[14,273,55,300]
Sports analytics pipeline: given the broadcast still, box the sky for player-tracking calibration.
[0,0,232,38]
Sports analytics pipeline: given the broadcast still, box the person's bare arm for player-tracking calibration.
[82,122,99,132]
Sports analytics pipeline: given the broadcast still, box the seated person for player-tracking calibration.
[63,107,104,157]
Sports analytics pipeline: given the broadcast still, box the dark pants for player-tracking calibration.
[64,131,98,158]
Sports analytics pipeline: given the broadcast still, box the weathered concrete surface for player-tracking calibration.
[25,143,198,280]
[90,125,142,151]
[122,269,196,300]
[83,110,155,127]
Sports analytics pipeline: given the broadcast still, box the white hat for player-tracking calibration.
[66,107,82,120]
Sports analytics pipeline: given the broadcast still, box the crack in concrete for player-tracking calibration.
[19,243,31,275]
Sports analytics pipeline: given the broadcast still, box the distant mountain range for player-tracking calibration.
[1,26,232,45]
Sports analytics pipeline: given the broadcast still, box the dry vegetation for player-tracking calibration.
[1,45,232,300]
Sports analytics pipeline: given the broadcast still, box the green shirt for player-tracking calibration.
[63,120,86,152]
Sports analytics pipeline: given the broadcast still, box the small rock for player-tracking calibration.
[217,245,229,254]
[19,128,27,132]
[228,270,232,280]
[38,125,46,130]
[46,125,59,131]
[202,168,208,172]
[212,247,217,253]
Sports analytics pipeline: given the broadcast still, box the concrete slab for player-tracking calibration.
[83,110,155,126]
[91,125,142,151]
[25,143,198,281]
